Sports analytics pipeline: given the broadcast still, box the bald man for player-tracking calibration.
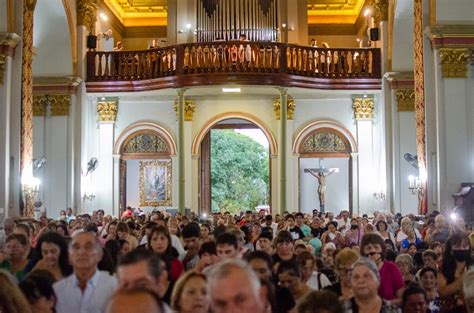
[106,288,163,313]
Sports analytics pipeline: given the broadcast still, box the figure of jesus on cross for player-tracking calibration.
[304,158,339,212]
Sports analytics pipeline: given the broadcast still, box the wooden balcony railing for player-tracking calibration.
[86,41,382,92]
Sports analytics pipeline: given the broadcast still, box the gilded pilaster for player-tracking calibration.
[33,95,71,116]
[77,0,98,34]
[395,89,415,112]
[21,0,37,217]
[273,97,295,120]
[97,100,118,122]
[174,99,195,121]
[414,0,427,214]
[439,48,469,78]
[352,98,375,120]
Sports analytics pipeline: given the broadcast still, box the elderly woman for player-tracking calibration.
[396,217,422,247]
[395,254,416,286]
[325,247,360,300]
[427,214,451,244]
[171,271,210,313]
[342,257,400,313]
[0,234,31,281]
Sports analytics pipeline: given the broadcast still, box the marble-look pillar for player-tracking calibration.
[278,88,288,214]
[177,89,185,214]
[96,99,118,215]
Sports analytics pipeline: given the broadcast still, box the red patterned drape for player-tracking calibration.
[414,0,427,214]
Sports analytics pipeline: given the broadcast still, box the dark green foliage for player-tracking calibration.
[211,130,269,213]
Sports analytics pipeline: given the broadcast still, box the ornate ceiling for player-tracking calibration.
[307,0,366,24]
[103,0,167,27]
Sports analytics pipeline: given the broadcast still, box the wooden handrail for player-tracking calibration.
[86,41,381,92]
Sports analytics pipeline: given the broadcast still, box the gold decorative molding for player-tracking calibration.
[427,25,474,48]
[0,53,5,84]
[352,98,375,120]
[33,95,71,116]
[273,97,295,120]
[97,100,118,122]
[372,0,389,25]
[385,71,415,90]
[77,0,98,34]
[439,48,469,78]
[395,89,415,112]
[174,99,195,121]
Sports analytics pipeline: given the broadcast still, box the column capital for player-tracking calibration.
[0,32,21,56]
[77,0,98,34]
[33,95,71,116]
[97,98,118,123]
[350,152,359,158]
[176,88,188,96]
[273,97,295,120]
[276,87,288,95]
[352,97,375,120]
[439,48,469,78]
[395,89,415,112]
[174,99,195,121]
[370,0,388,25]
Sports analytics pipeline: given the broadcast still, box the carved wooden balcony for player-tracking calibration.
[86,41,382,92]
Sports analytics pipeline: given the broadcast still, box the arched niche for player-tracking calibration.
[114,122,177,212]
[294,120,358,215]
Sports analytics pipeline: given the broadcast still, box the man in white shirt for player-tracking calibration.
[261,215,278,234]
[337,210,351,233]
[54,232,117,313]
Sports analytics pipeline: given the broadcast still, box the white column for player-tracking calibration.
[353,97,376,215]
[97,123,115,215]
[350,153,359,216]
[0,34,21,218]
[184,120,193,210]
[112,155,120,216]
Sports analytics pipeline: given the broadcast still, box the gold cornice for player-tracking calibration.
[427,24,474,48]
[174,99,195,121]
[273,97,295,120]
[439,48,469,78]
[0,53,5,85]
[97,99,118,122]
[33,94,71,116]
[352,98,375,120]
[385,71,415,89]
[77,0,98,34]
[395,89,415,112]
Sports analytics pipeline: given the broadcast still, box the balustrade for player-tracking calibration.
[86,41,381,91]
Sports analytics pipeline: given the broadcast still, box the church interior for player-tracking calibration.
[1,0,474,222]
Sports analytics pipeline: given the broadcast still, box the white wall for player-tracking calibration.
[299,157,349,214]
[436,0,474,23]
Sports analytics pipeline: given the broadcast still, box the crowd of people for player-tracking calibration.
[0,206,473,313]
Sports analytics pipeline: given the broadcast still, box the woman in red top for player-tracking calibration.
[147,225,183,282]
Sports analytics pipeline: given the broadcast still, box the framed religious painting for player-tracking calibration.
[139,160,172,206]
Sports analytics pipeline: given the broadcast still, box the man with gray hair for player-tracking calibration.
[206,259,266,313]
[463,268,474,313]
[53,232,117,313]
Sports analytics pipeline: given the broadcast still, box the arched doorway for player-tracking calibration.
[294,121,357,215]
[114,122,176,214]
[192,113,277,215]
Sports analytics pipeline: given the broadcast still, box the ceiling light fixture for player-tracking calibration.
[363,8,371,17]
[100,12,108,22]
[222,88,241,93]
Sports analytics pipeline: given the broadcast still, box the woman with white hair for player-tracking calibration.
[342,257,400,313]
[396,217,422,248]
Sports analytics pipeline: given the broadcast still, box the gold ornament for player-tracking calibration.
[373,0,389,25]
[97,100,118,122]
[273,97,295,120]
[174,99,195,121]
[439,48,469,78]
[33,95,70,116]
[395,89,415,112]
[77,0,98,34]
[352,98,375,120]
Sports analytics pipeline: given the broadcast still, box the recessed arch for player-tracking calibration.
[192,112,278,157]
[293,120,357,155]
[114,121,177,156]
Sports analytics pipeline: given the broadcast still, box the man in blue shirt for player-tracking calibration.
[53,232,117,313]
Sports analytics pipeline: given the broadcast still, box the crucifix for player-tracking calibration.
[304,158,339,212]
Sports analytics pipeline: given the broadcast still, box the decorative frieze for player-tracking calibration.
[273,97,295,120]
[439,48,469,78]
[352,98,375,120]
[395,89,415,112]
[77,0,98,34]
[97,100,118,122]
[174,99,195,121]
[33,94,70,116]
